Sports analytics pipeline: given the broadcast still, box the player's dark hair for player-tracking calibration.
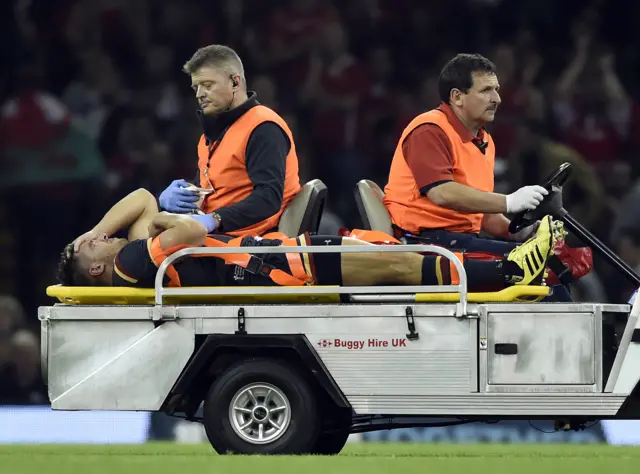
[438,53,497,104]
[56,242,95,286]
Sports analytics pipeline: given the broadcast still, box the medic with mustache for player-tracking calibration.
[383,53,548,256]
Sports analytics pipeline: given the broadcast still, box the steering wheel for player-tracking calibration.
[508,162,572,234]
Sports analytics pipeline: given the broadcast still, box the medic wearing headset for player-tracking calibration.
[157,44,301,237]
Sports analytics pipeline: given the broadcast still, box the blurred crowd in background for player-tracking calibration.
[1,0,640,404]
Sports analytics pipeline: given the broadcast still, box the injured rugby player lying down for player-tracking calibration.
[56,189,561,290]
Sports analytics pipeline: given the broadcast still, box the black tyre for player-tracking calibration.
[311,428,350,455]
[202,358,320,455]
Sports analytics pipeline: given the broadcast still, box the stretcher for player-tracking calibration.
[38,164,640,455]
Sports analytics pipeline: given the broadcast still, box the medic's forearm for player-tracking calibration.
[427,182,508,213]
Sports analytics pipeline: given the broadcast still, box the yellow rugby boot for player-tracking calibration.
[506,216,561,285]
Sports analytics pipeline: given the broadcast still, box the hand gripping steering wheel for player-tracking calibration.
[505,161,640,287]
[508,162,572,234]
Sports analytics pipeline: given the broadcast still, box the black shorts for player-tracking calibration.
[223,235,344,286]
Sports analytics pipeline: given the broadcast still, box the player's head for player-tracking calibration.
[183,44,245,116]
[439,53,501,125]
[57,234,127,286]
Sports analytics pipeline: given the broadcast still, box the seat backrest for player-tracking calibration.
[278,179,328,237]
[354,179,393,234]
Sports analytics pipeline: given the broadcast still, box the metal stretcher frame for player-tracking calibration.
[153,243,471,315]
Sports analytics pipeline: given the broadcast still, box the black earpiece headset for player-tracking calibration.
[226,76,239,111]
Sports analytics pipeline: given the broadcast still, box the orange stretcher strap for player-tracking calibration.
[280,233,315,285]
[148,233,314,288]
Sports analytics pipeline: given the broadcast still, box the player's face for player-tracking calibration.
[191,67,236,116]
[75,234,126,277]
[461,72,501,124]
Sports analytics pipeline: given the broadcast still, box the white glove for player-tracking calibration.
[506,185,548,214]
[509,220,540,242]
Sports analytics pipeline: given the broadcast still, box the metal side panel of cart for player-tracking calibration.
[41,301,637,417]
[177,301,632,417]
[39,306,195,411]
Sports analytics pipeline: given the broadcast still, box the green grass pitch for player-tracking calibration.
[1,442,639,474]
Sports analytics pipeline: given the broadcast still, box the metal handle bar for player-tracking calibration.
[153,243,469,317]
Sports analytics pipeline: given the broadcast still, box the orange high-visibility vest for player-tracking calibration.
[384,109,495,234]
[197,106,301,237]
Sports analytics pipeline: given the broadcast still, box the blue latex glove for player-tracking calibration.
[159,179,199,212]
[191,213,218,233]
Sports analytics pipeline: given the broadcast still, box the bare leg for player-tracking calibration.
[338,215,561,288]
[339,238,423,286]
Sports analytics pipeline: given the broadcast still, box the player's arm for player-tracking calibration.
[95,188,159,239]
[112,213,208,288]
[149,212,208,249]
[74,188,159,251]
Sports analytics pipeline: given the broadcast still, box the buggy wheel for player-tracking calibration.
[202,358,320,455]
